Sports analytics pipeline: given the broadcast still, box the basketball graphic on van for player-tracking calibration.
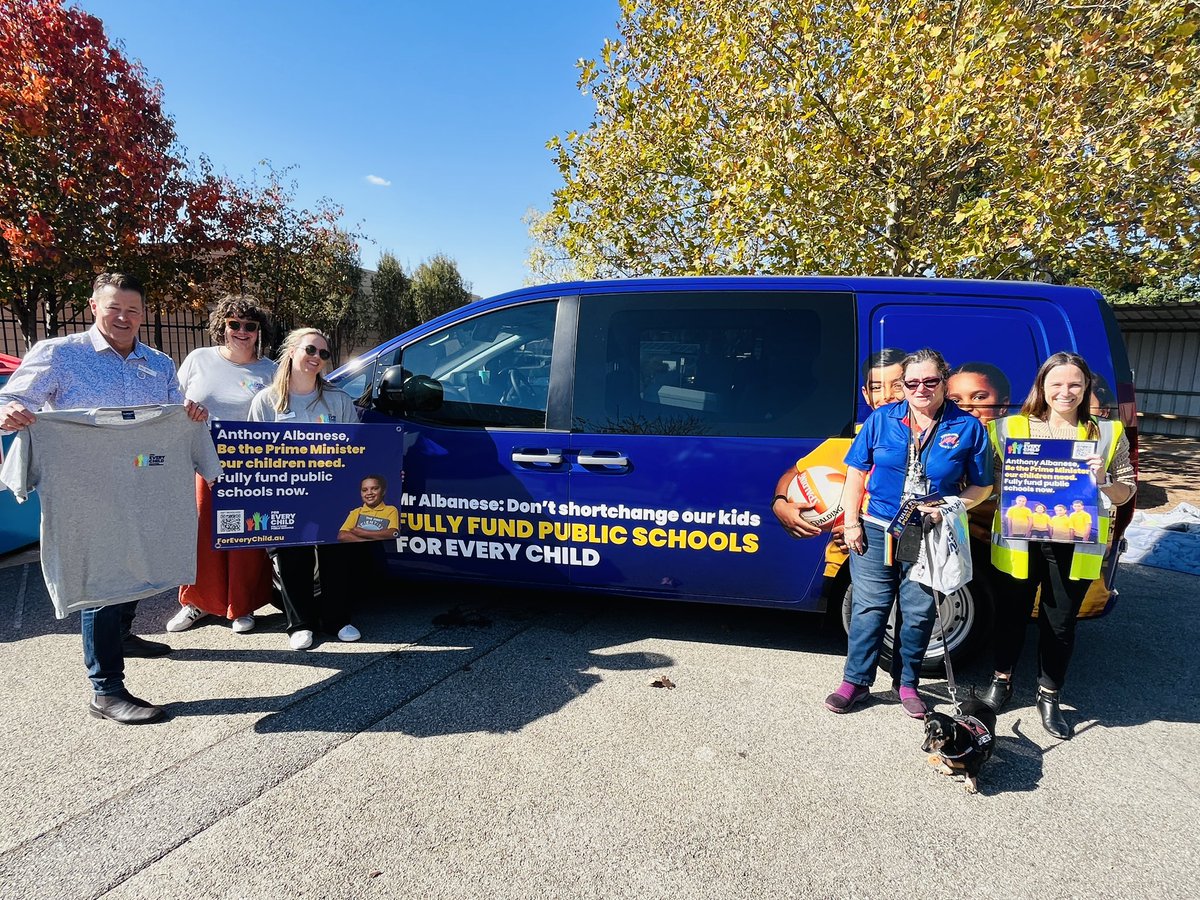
[787,466,846,529]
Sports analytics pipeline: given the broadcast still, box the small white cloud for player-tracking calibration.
[365,174,392,187]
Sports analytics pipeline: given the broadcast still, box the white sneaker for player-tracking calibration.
[231,615,255,634]
[289,629,314,651]
[337,624,361,642]
[166,604,208,633]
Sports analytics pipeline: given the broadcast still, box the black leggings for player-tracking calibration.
[991,541,1092,691]
[274,544,356,635]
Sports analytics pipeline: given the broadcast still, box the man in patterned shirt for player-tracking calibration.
[0,273,207,724]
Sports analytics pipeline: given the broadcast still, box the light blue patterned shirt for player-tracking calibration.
[0,327,183,412]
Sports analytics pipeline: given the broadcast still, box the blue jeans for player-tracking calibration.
[845,522,936,688]
[81,601,137,695]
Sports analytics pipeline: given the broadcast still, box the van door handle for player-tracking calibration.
[577,452,629,467]
[512,450,564,464]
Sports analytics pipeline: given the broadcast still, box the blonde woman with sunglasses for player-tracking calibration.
[249,328,363,650]
[169,296,277,636]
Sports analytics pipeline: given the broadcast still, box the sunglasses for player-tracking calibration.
[302,345,331,361]
[225,320,259,333]
[903,377,944,390]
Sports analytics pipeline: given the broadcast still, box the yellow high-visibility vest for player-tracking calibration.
[988,415,1123,581]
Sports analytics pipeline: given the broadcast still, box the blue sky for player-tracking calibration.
[76,1,620,299]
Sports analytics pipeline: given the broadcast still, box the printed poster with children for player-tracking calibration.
[999,438,1100,543]
[209,421,404,548]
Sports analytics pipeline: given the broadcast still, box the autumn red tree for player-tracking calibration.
[0,0,184,347]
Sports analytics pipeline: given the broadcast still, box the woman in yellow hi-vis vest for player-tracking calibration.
[982,352,1135,739]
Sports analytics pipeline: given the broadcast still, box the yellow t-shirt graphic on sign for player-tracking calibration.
[340,504,399,534]
[1049,513,1072,542]
[1070,508,1093,542]
[1005,502,1033,537]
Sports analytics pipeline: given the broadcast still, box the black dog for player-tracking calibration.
[922,698,997,794]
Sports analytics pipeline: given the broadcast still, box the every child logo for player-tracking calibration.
[245,511,297,532]
[1007,441,1042,456]
[246,511,271,532]
[133,453,165,467]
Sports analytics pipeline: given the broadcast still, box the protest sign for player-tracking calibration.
[209,421,403,549]
[1000,437,1099,543]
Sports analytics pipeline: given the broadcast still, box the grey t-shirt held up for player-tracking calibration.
[0,406,222,617]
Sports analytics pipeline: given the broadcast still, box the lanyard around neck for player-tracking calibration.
[907,404,943,468]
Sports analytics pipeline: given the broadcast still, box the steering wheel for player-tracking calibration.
[500,368,535,406]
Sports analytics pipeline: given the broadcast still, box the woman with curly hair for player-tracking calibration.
[167,296,277,635]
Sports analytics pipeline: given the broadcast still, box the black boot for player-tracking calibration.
[981,675,1013,712]
[1037,688,1071,739]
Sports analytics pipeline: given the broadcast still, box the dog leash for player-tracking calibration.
[922,516,961,716]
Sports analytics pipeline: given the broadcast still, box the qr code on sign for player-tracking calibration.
[217,510,245,534]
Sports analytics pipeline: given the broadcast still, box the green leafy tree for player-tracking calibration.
[1111,278,1200,304]
[409,254,472,324]
[524,207,598,284]
[213,163,366,361]
[282,223,365,362]
[532,0,1200,290]
[368,251,413,338]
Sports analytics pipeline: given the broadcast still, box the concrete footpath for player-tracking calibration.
[0,557,1196,899]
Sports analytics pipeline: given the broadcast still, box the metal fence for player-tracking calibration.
[1116,304,1200,439]
[1,301,208,367]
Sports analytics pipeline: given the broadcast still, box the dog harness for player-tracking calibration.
[938,715,994,761]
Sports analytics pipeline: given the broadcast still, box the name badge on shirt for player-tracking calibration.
[136,364,158,378]
[277,409,296,421]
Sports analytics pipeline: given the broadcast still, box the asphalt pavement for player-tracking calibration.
[0,554,1196,900]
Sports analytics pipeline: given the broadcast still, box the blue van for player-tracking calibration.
[330,277,1136,666]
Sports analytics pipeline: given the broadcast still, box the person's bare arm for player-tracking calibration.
[840,467,868,554]
[771,467,822,538]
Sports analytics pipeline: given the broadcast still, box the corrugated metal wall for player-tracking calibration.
[1119,306,1200,438]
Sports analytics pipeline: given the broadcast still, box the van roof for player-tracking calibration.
[479,275,1102,306]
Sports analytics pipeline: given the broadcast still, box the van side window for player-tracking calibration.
[573,292,855,438]
[335,358,382,406]
[399,301,558,428]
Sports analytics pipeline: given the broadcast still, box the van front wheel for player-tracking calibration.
[840,580,989,675]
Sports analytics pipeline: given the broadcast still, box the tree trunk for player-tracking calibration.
[18,288,39,352]
[153,304,164,351]
[43,285,60,339]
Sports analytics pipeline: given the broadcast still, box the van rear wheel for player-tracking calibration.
[840,580,988,675]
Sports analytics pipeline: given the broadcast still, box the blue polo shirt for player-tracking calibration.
[844,399,992,522]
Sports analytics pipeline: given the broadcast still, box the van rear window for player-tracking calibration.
[573,292,855,438]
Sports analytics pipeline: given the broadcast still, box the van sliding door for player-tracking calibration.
[566,290,855,607]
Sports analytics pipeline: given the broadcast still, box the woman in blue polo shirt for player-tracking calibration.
[826,348,993,718]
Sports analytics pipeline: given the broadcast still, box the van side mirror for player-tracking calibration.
[377,365,443,412]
